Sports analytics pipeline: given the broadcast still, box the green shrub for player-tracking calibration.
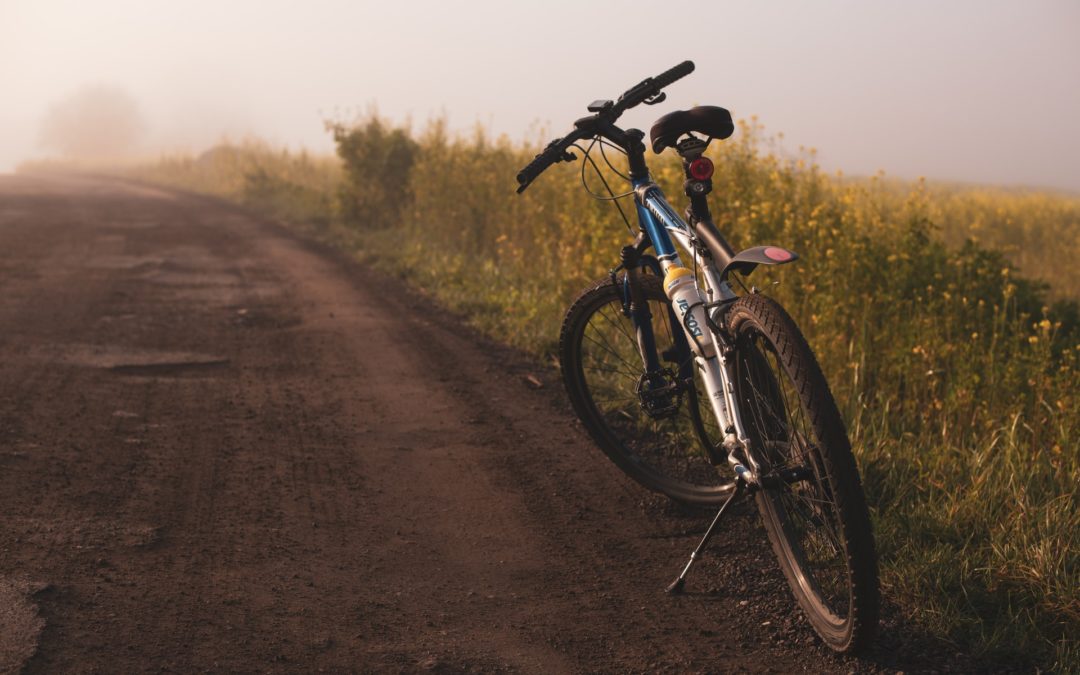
[328,115,418,228]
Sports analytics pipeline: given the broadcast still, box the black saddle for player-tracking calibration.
[649,106,734,154]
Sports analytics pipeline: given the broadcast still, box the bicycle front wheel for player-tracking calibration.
[559,274,733,506]
[726,294,879,653]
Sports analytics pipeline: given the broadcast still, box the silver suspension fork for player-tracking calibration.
[694,342,760,483]
[717,350,762,481]
[663,216,761,481]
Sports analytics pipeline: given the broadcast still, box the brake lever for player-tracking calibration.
[643,92,667,105]
[544,138,577,163]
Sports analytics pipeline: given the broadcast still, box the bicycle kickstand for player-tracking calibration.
[666,479,746,594]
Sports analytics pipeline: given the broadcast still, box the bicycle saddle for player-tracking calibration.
[649,106,734,154]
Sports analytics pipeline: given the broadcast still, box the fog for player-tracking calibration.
[2,0,1078,190]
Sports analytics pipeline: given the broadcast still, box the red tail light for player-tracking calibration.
[689,157,714,180]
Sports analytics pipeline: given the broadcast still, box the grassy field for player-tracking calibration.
[86,116,1078,671]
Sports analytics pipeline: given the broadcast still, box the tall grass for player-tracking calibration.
[116,118,1079,671]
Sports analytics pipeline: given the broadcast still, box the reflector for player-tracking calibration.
[689,157,714,180]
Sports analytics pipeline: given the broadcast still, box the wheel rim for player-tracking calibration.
[734,330,853,627]
[576,291,729,495]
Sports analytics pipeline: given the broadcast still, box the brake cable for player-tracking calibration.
[572,140,635,235]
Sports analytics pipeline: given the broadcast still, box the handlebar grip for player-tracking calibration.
[516,150,555,192]
[652,60,695,90]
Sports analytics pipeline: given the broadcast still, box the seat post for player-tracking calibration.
[677,139,736,269]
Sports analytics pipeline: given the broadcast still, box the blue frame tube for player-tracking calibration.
[634,200,676,259]
[632,178,692,266]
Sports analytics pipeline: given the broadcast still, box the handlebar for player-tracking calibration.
[515,138,575,192]
[650,60,695,95]
[613,60,695,115]
[515,61,695,193]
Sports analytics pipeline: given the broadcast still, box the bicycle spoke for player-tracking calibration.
[581,362,640,380]
[581,330,640,377]
[569,278,730,496]
[596,303,639,347]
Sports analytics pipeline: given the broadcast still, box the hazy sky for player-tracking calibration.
[2,0,1078,190]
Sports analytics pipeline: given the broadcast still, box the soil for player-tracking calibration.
[0,173,980,673]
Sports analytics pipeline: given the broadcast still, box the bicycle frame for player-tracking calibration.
[626,175,762,482]
[518,92,785,484]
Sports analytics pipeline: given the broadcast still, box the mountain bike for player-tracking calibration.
[515,61,880,654]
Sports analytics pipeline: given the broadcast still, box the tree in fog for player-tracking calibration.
[39,85,145,158]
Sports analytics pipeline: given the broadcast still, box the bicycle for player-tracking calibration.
[515,61,880,654]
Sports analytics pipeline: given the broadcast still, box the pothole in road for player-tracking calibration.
[143,270,244,287]
[108,358,229,376]
[36,344,230,377]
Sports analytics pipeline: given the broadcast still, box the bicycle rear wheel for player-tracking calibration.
[726,294,879,653]
[560,274,733,506]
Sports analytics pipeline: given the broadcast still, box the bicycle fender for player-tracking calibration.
[720,245,799,279]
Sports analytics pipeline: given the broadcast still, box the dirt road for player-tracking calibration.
[0,174,961,673]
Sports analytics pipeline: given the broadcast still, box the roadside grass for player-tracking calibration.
[135,141,343,227]
[78,118,1078,671]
